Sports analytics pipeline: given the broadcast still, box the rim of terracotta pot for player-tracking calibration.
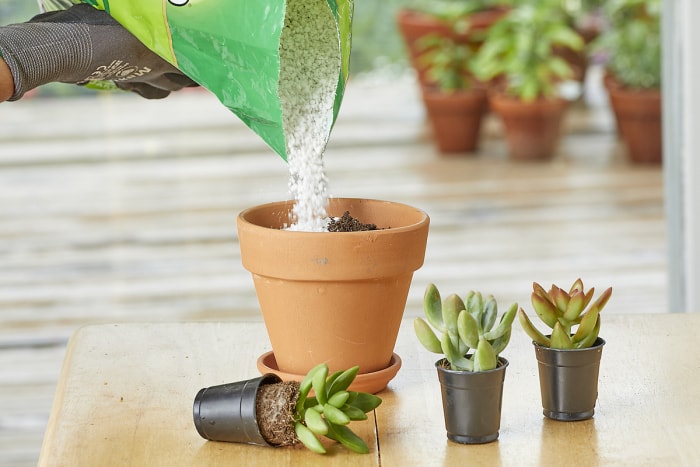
[607,86,661,110]
[489,93,569,114]
[422,86,488,104]
[237,198,430,281]
[256,351,402,394]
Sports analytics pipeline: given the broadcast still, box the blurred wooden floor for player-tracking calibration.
[0,69,666,466]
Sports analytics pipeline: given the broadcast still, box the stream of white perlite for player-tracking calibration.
[279,0,341,232]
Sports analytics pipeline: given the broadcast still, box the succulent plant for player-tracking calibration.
[518,278,613,349]
[414,283,518,371]
[292,363,382,454]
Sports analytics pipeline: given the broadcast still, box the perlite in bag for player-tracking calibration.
[44,0,353,162]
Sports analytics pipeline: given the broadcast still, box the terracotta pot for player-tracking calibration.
[421,86,488,154]
[237,198,430,378]
[607,85,662,164]
[602,72,622,136]
[396,7,509,86]
[489,94,568,161]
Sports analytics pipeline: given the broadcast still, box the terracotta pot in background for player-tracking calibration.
[489,94,568,161]
[607,85,662,164]
[602,73,622,137]
[422,86,488,154]
[237,198,430,388]
[396,7,509,87]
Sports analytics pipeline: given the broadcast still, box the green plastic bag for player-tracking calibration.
[41,0,353,161]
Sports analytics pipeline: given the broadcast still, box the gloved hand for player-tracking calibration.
[0,3,198,100]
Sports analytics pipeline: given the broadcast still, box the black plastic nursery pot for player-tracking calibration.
[193,373,281,445]
[435,357,509,444]
[534,337,605,421]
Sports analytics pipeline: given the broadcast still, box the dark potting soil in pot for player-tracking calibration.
[255,380,300,446]
[327,211,380,232]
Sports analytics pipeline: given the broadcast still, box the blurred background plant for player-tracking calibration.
[590,0,661,89]
[415,30,478,93]
[472,0,584,101]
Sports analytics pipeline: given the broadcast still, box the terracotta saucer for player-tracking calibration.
[256,351,402,394]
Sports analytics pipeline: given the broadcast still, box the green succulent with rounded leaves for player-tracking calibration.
[414,283,518,371]
[518,278,613,349]
[293,363,382,454]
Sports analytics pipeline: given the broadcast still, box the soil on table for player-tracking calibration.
[327,211,379,232]
[256,380,300,446]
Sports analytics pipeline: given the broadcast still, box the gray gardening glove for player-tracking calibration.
[0,3,198,100]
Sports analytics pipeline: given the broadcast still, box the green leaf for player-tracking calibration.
[296,363,326,415]
[295,422,326,454]
[533,282,552,302]
[520,78,539,102]
[443,294,465,337]
[327,366,359,396]
[473,338,497,371]
[341,404,368,421]
[328,390,350,409]
[457,309,479,349]
[531,293,559,329]
[575,314,601,349]
[323,403,350,426]
[591,287,613,314]
[551,286,570,314]
[572,306,600,344]
[549,26,584,50]
[347,392,382,413]
[548,56,574,80]
[304,407,328,436]
[579,287,596,317]
[518,308,551,347]
[312,364,329,406]
[569,278,585,295]
[563,290,586,322]
[441,332,473,371]
[324,370,343,396]
[481,295,498,332]
[326,423,369,454]
[483,302,518,341]
[466,291,484,326]
[303,397,319,410]
[414,318,443,354]
[490,328,511,355]
[551,322,574,349]
[423,284,445,332]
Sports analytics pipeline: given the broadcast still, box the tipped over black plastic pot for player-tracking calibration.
[193,373,281,445]
[534,337,605,421]
[435,357,508,444]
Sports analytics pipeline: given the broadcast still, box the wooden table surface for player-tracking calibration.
[39,314,700,466]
